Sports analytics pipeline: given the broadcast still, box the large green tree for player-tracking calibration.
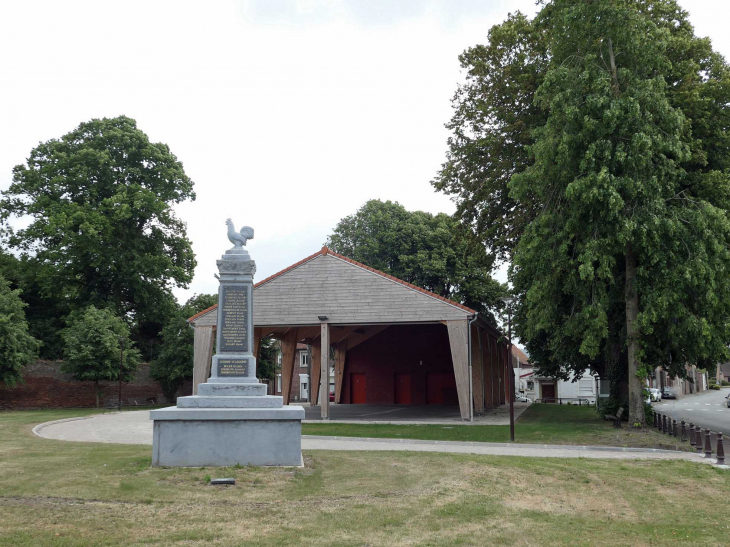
[1,116,196,352]
[326,200,506,320]
[435,0,730,424]
[61,305,141,407]
[0,274,39,387]
[150,293,217,403]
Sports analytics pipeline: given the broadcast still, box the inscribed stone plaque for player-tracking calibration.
[217,358,250,377]
[219,285,249,352]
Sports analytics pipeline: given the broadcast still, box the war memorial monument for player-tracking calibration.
[150,220,304,467]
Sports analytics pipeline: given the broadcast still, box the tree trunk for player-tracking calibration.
[625,244,644,425]
[95,380,100,409]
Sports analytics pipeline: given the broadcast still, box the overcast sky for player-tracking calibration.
[2,0,729,304]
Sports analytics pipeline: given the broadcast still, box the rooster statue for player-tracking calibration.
[226,219,254,249]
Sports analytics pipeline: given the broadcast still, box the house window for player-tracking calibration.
[527,381,534,390]
[276,374,281,393]
[300,351,309,367]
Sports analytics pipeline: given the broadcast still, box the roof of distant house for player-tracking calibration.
[511,345,529,365]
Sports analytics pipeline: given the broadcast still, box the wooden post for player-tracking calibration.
[253,327,262,360]
[310,340,321,405]
[321,322,330,419]
[446,320,471,421]
[334,339,348,404]
[471,324,484,415]
[281,329,299,405]
[192,326,215,395]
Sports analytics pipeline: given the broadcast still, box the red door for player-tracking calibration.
[394,373,411,405]
[351,373,367,404]
[542,384,556,403]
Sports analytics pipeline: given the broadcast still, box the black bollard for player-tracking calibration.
[657,413,662,431]
[664,415,669,434]
[673,419,678,437]
[681,420,687,442]
[689,424,695,446]
[654,412,658,428]
[704,429,712,459]
[716,433,725,466]
[695,427,703,452]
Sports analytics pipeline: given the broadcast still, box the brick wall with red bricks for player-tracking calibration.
[0,360,186,409]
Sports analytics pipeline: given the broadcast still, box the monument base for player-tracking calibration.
[150,406,304,467]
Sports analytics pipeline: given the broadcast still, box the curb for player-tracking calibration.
[301,435,689,454]
[32,415,96,439]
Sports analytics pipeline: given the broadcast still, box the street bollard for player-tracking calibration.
[662,415,667,434]
[673,419,678,438]
[695,428,703,452]
[681,420,687,442]
[653,413,657,428]
[704,429,712,459]
[657,413,662,431]
[689,424,695,446]
[716,433,725,466]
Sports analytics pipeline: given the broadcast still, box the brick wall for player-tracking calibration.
[0,360,176,409]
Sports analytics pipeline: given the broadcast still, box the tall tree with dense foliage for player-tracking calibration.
[1,116,197,350]
[0,274,40,387]
[435,0,730,424]
[61,306,140,407]
[151,293,218,402]
[326,200,506,320]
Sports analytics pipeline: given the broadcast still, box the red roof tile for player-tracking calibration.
[188,246,476,322]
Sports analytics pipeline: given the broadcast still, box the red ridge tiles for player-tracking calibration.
[188,246,476,322]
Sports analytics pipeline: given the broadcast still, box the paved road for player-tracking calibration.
[653,388,730,448]
[31,412,720,465]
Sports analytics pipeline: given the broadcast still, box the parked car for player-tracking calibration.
[515,393,531,403]
[643,388,651,405]
[726,394,730,408]
[661,387,676,399]
[649,388,662,402]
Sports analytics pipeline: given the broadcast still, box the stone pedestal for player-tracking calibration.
[151,235,303,467]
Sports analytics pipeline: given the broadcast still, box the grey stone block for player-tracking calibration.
[197,383,267,397]
[176,395,284,409]
[150,406,305,421]
[151,408,303,467]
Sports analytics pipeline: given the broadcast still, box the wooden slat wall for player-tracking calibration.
[192,326,215,395]
[280,329,299,405]
[192,254,471,327]
[482,330,493,409]
[446,320,471,420]
[471,324,484,414]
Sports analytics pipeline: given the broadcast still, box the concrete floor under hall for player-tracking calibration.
[302,403,530,425]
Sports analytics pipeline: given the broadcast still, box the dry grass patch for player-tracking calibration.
[0,410,728,547]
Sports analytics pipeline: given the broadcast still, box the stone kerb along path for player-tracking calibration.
[32,411,720,465]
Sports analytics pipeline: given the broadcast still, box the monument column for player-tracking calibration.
[150,220,304,467]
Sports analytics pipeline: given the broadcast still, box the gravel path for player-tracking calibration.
[32,411,721,465]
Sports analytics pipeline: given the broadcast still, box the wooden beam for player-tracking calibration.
[310,340,321,405]
[472,324,485,415]
[253,327,262,360]
[280,329,299,405]
[320,322,330,419]
[446,320,471,421]
[192,326,215,395]
[333,339,348,404]
[329,326,358,345]
[294,325,320,340]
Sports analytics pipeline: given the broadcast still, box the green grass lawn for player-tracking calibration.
[303,404,689,450]
[1,409,728,546]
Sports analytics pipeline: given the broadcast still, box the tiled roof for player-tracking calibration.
[188,246,476,322]
[511,345,529,364]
